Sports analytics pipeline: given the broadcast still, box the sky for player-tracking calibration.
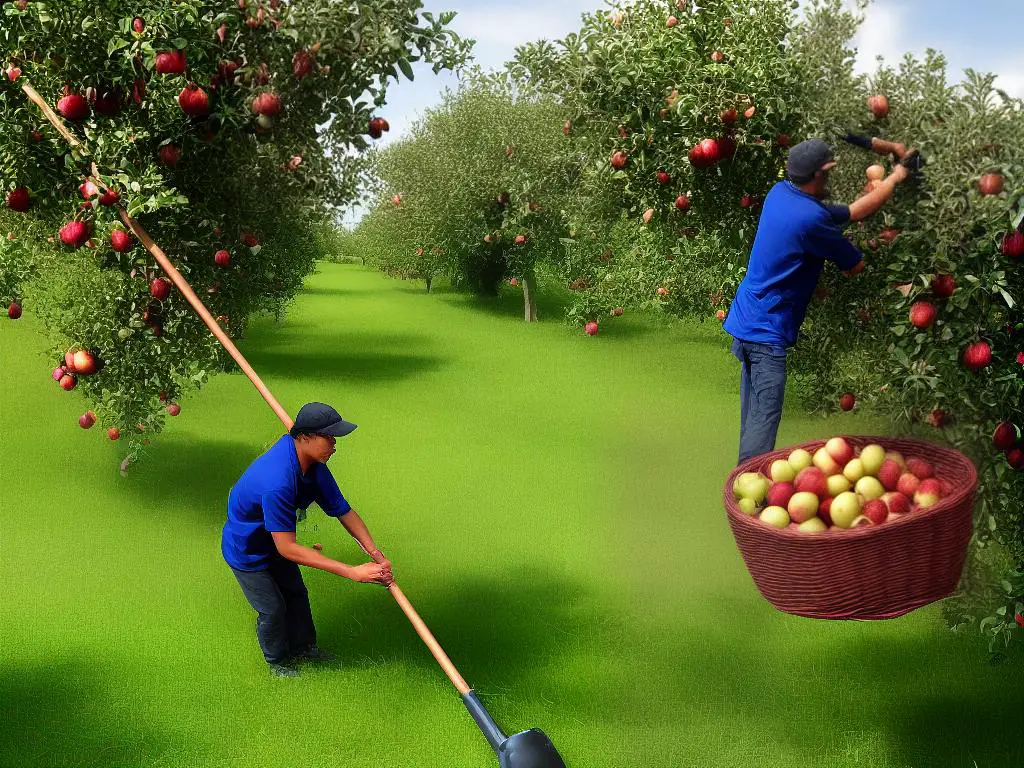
[339,0,1024,226]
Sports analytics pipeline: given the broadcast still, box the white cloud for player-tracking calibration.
[851,1,908,74]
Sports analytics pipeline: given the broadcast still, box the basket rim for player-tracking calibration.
[723,434,979,540]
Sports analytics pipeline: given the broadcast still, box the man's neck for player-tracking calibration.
[293,439,315,476]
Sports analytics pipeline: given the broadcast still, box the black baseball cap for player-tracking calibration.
[787,139,837,183]
[292,402,358,437]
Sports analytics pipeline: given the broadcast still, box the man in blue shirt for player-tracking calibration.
[723,138,912,464]
[222,402,393,677]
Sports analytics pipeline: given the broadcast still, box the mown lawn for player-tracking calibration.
[1,262,1020,768]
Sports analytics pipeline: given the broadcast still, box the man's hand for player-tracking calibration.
[370,548,393,573]
[889,163,910,184]
[349,562,393,586]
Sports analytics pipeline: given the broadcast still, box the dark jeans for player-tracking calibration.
[731,339,788,465]
[231,556,316,665]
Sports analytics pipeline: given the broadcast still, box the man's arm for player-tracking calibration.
[338,509,387,564]
[842,133,907,159]
[271,531,391,584]
[848,164,909,222]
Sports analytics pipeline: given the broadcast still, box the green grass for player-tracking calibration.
[1,263,1021,768]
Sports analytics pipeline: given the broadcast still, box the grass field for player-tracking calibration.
[1,262,1021,768]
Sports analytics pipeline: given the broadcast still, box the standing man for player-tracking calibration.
[222,402,394,677]
[723,137,914,464]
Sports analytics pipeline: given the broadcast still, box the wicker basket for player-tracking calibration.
[724,436,978,620]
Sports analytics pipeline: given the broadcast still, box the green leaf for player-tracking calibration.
[107,37,130,55]
[398,58,414,81]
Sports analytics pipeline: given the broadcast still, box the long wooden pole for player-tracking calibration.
[21,80,472,697]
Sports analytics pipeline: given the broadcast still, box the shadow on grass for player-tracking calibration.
[599,594,1024,766]
[310,567,593,694]
[120,436,265,522]
[236,329,450,385]
[0,657,189,768]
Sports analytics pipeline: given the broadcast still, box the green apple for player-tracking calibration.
[859,444,886,476]
[770,459,796,483]
[830,491,862,528]
[797,517,827,533]
[826,474,851,497]
[788,448,813,473]
[759,506,790,529]
[787,491,819,524]
[855,475,885,501]
[733,471,757,497]
[735,473,770,504]
[737,497,757,516]
[843,458,865,483]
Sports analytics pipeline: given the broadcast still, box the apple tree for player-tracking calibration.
[0,0,468,461]
[357,76,576,321]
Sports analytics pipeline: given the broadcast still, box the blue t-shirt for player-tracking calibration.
[724,181,863,348]
[221,435,351,571]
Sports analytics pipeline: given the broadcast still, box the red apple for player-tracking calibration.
[167,403,181,416]
[59,373,77,391]
[897,472,920,497]
[766,482,795,509]
[214,249,231,267]
[688,138,720,168]
[794,467,829,498]
[881,492,910,516]
[584,321,599,337]
[656,170,671,185]
[876,459,902,491]
[862,499,889,525]
[710,50,725,63]
[79,411,96,429]
[721,108,738,124]
[839,393,856,411]
[931,274,956,297]
[155,50,187,75]
[6,186,30,212]
[178,84,210,116]
[818,496,833,526]
[909,301,937,329]
[666,15,678,27]
[72,349,97,376]
[906,457,934,479]
[825,437,854,466]
[962,341,992,371]
[914,478,942,507]
[57,93,89,121]
[867,94,889,119]
[675,194,691,212]
[110,229,133,253]
[150,277,171,300]
[514,234,527,246]
[610,151,628,170]
[1003,231,1024,259]
[1007,447,1024,471]
[978,173,1004,196]
[98,188,120,206]
[7,301,22,319]
[993,422,1018,451]
[158,144,181,166]
[108,427,121,441]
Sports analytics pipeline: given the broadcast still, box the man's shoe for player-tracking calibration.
[270,663,300,678]
[295,645,335,663]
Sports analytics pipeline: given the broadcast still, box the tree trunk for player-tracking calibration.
[425,276,432,293]
[522,266,538,322]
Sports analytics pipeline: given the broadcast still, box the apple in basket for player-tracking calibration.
[733,472,770,506]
